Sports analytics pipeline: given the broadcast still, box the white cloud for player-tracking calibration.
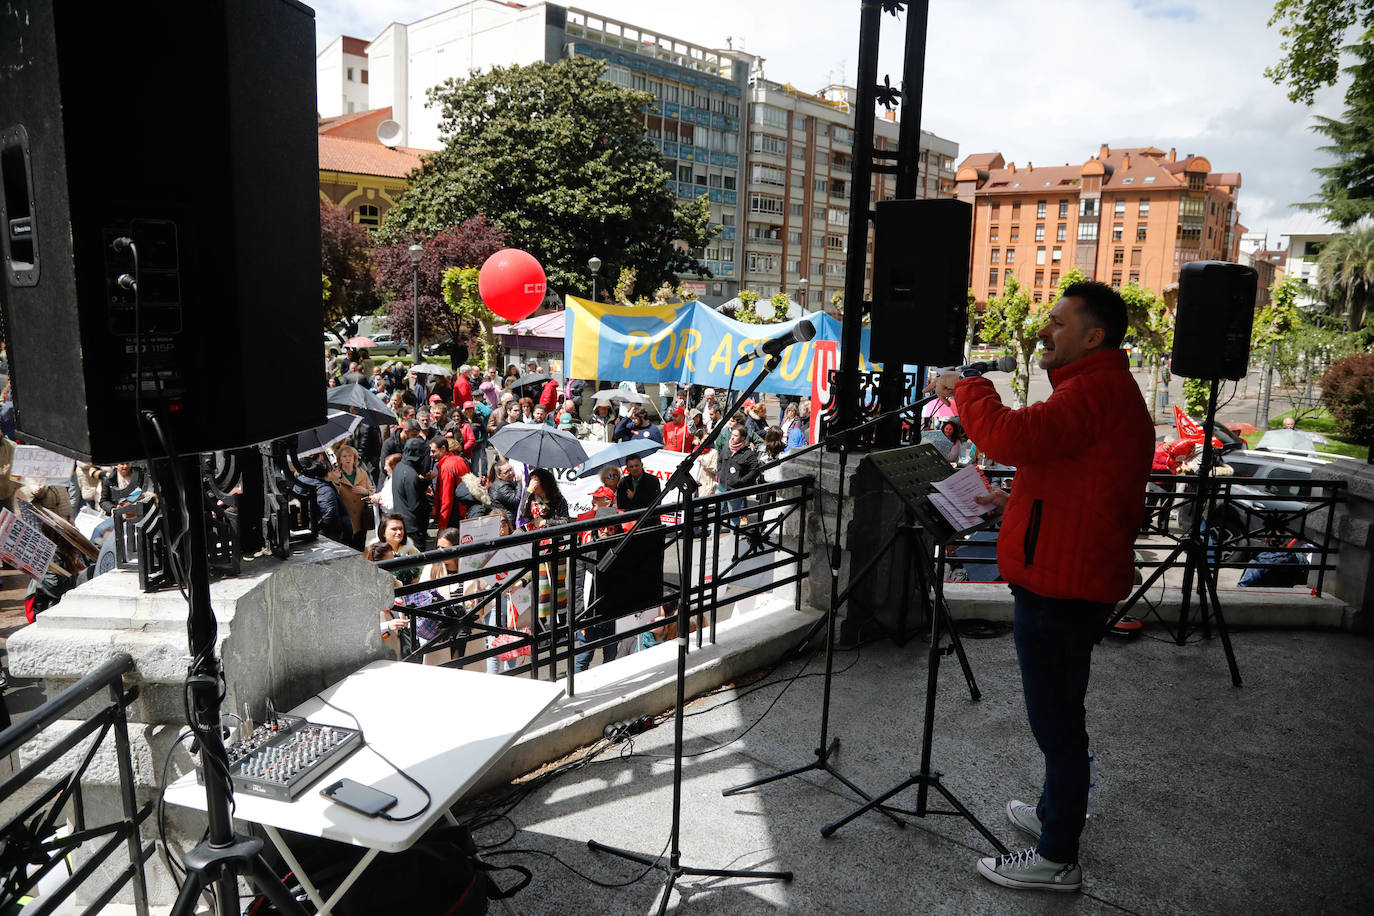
[308,0,1354,242]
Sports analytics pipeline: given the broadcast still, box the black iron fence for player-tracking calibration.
[944,470,1344,596]
[0,653,153,916]
[379,476,814,697]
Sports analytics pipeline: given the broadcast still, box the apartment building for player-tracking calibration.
[956,145,1241,306]
[740,79,958,310]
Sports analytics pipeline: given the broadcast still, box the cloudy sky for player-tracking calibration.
[310,0,1355,246]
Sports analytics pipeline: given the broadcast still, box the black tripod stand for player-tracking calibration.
[1107,377,1241,687]
[722,407,980,812]
[146,445,306,916]
[587,354,793,914]
[819,444,1006,851]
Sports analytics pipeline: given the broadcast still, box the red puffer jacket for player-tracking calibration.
[955,348,1154,603]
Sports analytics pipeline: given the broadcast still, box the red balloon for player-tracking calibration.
[478,249,546,322]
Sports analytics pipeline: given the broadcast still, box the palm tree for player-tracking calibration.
[1316,225,1374,331]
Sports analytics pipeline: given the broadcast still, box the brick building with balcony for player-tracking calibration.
[956,144,1241,307]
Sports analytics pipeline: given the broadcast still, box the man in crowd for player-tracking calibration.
[929,280,1153,893]
[716,425,762,519]
[391,437,432,551]
[613,406,663,445]
[452,364,476,407]
[429,436,470,531]
[662,406,693,452]
[615,455,661,517]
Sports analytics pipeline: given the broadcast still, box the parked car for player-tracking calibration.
[1176,450,1328,561]
[367,334,409,358]
[423,336,457,358]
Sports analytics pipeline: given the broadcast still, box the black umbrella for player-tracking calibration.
[326,384,398,425]
[297,410,360,457]
[509,372,551,392]
[490,424,588,469]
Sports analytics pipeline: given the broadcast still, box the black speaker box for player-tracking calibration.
[0,0,323,463]
[869,198,972,367]
[1171,260,1257,381]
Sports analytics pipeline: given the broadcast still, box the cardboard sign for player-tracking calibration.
[11,445,75,483]
[0,506,57,580]
[456,513,504,573]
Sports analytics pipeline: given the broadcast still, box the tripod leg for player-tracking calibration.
[1202,564,1242,687]
[939,597,980,702]
[170,872,207,916]
[929,778,1009,855]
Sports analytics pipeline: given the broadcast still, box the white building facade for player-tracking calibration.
[315,35,371,117]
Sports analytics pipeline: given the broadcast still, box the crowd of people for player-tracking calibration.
[322,347,817,671]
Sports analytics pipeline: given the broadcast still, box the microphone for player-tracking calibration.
[945,355,1017,374]
[738,319,816,363]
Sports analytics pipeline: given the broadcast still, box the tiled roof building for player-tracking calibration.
[318,107,429,229]
[956,144,1241,306]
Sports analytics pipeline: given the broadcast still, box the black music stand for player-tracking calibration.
[1107,376,1241,686]
[819,444,1006,852]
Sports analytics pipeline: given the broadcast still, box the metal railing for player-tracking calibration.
[943,470,1344,596]
[0,653,153,916]
[379,476,813,697]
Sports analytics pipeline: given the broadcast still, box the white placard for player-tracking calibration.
[10,445,75,483]
[0,506,57,580]
[456,513,504,573]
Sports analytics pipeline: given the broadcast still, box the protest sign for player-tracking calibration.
[0,506,57,580]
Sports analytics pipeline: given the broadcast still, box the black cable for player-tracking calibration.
[483,837,671,889]
[311,694,433,822]
[157,728,195,887]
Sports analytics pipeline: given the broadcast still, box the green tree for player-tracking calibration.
[979,275,1042,407]
[1252,276,1306,350]
[440,266,499,369]
[1316,224,1374,329]
[1304,30,1374,226]
[381,56,716,299]
[731,289,764,324]
[1271,308,1361,422]
[1265,0,1374,105]
[320,201,380,342]
[1119,280,1173,421]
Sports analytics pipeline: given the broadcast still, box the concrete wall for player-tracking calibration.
[1307,458,1374,630]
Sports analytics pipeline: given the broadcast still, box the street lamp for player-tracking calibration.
[588,255,602,302]
[408,244,423,363]
[798,277,808,312]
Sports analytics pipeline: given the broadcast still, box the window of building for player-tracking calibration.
[815,150,829,167]
[1121,177,1134,184]
[989,268,999,286]
[829,208,849,225]
[631,74,647,91]
[361,70,369,84]
[991,202,1001,218]
[1036,247,1046,265]
[786,258,801,274]
[1012,201,1021,217]
[1181,197,1205,217]
[834,126,854,144]
[791,172,804,188]
[751,134,788,156]
[813,178,828,193]
[827,261,844,275]
[649,79,663,96]
[722,212,736,226]
[989,226,999,242]
[812,234,824,248]
[1035,270,1044,286]
[1111,270,1122,288]
[723,176,736,190]
[1136,224,1147,241]
[817,124,830,138]
[682,88,695,106]
[990,248,1000,263]
[787,230,803,245]
[813,206,826,222]
[793,145,805,160]
[1010,226,1020,242]
[1006,248,1016,264]
[751,164,785,186]
[1058,200,1069,219]
[1035,224,1045,242]
[749,194,783,214]
[1079,198,1099,217]
[355,204,380,227]
[1112,249,1124,265]
[1112,225,1123,241]
[1143,176,1156,183]
[1138,199,1150,218]
[1056,223,1067,242]
[1033,290,1043,303]
[1114,199,1126,217]
[695,170,707,186]
[747,252,777,272]
[790,203,805,217]
[1130,248,1142,266]
[677,164,693,182]
[1052,247,1062,262]
[346,67,354,81]
[664,84,679,103]
[753,105,788,128]
[1050,271,1060,286]
[1077,222,1098,241]
[825,234,845,249]
[1129,270,1140,284]
[606,66,632,88]
[1037,200,1047,218]
[709,174,723,188]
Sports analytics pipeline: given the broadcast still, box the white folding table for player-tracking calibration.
[165,660,563,914]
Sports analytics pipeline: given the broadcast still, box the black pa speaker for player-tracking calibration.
[0,0,323,463]
[1171,261,1257,381]
[869,198,972,367]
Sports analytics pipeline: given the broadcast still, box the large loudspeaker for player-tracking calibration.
[1171,261,1258,381]
[0,0,323,463]
[869,198,972,367]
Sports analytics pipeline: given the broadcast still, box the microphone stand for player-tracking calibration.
[586,351,794,914]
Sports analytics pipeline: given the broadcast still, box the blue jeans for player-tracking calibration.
[574,620,620,672]
[1011,585,1107,864]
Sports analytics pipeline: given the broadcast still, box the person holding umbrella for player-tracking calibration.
[521,467,568,530]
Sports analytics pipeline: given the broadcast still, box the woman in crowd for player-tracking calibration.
[588,401,616,441]
[517,397,536,423]
[332,444,374,550]
[598,464,623,496]
[522,468,569,530]
[379,512,421,584]
[368,542,411,657]
[413,526,463,666]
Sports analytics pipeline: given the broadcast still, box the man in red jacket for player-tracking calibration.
[929,281,1153,894]
[429,436,471,531]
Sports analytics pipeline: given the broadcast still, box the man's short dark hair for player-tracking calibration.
[1062,281,1128,348]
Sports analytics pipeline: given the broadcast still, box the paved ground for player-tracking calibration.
[462,624,1374,915]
